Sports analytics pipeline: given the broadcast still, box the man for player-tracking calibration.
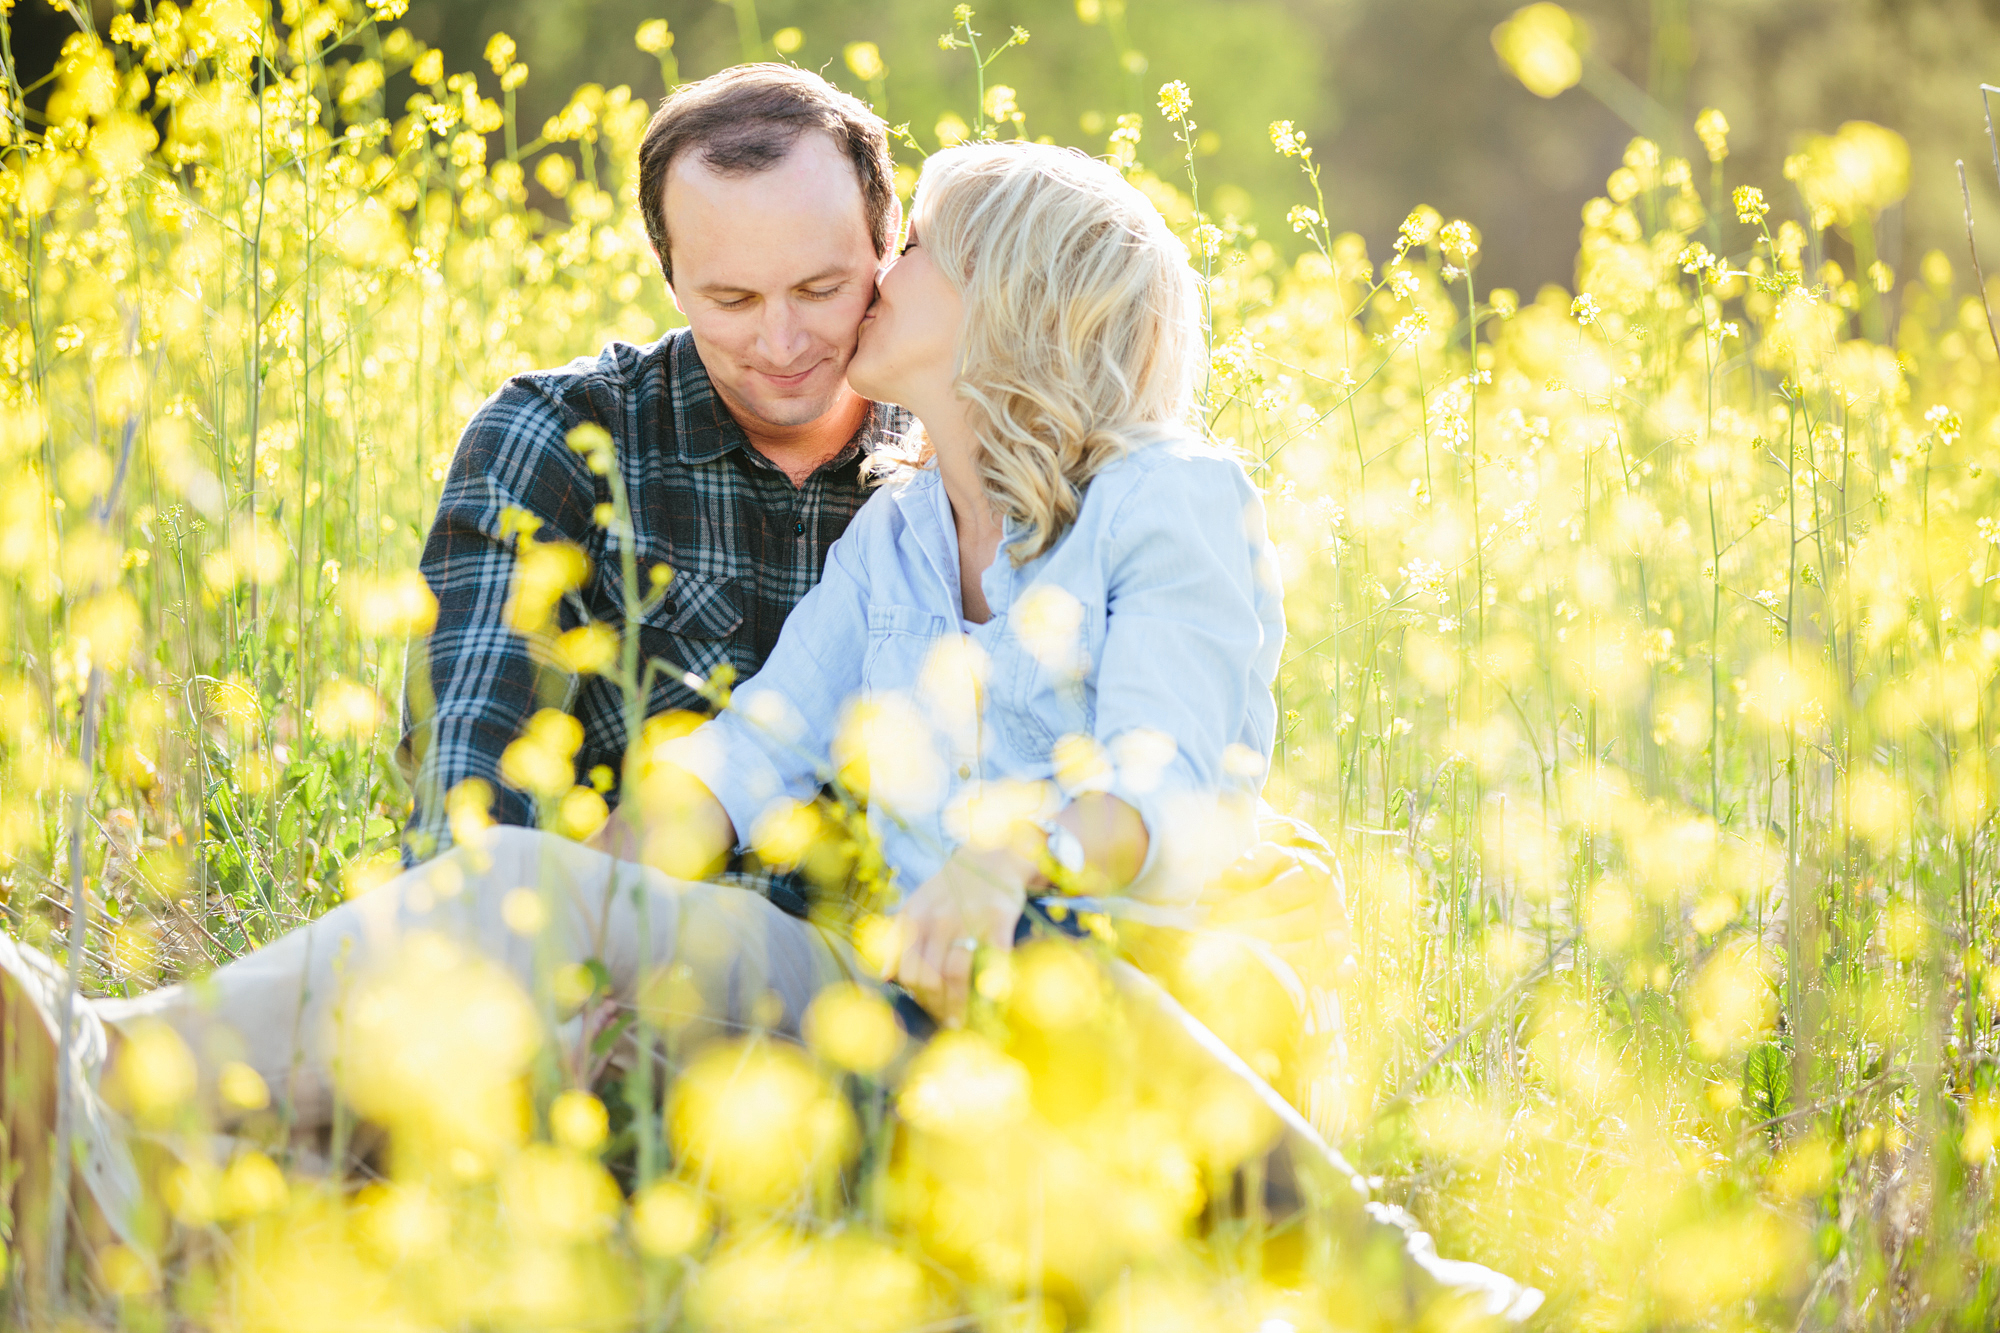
[401,65,905,907]
[384,64,1537,1323]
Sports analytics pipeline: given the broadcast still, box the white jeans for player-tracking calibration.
[92,826,1539,1321]
[97,826,851,1131]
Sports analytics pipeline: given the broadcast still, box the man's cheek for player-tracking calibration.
[817,296,875,355]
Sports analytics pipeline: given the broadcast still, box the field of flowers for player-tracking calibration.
[1,0,1997,1327]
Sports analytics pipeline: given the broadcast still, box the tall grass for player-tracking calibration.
[1,0,1997,1327]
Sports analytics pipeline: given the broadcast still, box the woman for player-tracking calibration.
[1,141,1536,1324]
[643,140,1282,1028]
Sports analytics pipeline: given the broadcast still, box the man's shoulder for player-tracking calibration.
[456,329,689,467]
[494,328,687,419]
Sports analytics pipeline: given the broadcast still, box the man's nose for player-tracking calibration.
[756,299,812,366]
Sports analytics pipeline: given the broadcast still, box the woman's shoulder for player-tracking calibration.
[1083,428,1260,532]
[1098,427,1251,485]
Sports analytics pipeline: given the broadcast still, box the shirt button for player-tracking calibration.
[958,764,972,779]
[794,520,805,536]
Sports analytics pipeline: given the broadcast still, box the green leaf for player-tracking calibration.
[1743,1042,1791,1120]
[589,1011,635,1059]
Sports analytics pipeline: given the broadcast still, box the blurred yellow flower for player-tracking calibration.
[465,39,511,86]
[501,1143,621,1240]
[501,707,584,801]
[1686,942,1777,1060]
[549,1089,610,1153]
[804,982,904,1075]
[1695,106,1730,161]
[1491,3,1587,98]
[554,621,617,674]
[843,41,885,82]
[337,935,541,1163]
[219,1061,270,1112]
[506,539,590,634]
[630,1178,712,1257]
[110,1018,196,1124]
[899,1029,1031,1141]
[671,1040,856,1212]
[635,19,674,53]
[219,1150,289,1219]
[349,569,438,638]
[1792,121,1909,227]
[313,677,381,741]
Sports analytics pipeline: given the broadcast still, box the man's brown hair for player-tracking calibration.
[637,64,897,283]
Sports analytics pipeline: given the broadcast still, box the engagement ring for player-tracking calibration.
[952,936,980,952]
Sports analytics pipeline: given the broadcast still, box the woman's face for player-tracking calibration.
[846,205,963,411]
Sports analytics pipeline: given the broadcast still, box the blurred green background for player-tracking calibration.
[13,0,2000,291]
[417,0,2000,293]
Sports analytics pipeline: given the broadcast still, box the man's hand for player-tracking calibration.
[886,846,1033,1028]
[584,765,736,881]
[585,806,644,860]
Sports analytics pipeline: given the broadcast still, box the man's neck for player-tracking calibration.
[737,389,873,486]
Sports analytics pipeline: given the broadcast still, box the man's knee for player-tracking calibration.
[673,886,836,1031]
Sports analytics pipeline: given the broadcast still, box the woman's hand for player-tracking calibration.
[887,845,1034,1028]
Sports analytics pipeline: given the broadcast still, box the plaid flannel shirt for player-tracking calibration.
[400,328,909,906]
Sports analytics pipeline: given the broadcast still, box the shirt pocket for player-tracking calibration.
[634,570,744,684]
[995,584,1105,758]
[863,603,950,693]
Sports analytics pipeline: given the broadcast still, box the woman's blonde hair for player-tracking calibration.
[902,142,1203,562]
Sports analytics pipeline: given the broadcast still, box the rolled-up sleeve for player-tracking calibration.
[661,513,874,843]
[1091,456,1275,901]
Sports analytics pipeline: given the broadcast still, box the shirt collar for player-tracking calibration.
[891,469,957,598]
[665,329,913,470]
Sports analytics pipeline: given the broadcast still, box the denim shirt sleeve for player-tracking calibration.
[660,505,875,843]
[1091,452,1276,900]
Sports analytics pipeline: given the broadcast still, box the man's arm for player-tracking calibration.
[401,381,600,863]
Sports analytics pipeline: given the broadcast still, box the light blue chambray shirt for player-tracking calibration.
[663,431,1286,906]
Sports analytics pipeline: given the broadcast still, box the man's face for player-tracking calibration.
[663,133,886,431]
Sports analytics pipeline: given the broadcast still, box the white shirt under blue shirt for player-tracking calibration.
[665,430,1285,908]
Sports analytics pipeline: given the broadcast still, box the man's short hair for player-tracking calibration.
[637,64,897,283]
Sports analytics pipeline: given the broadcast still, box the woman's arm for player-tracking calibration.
[893,449,1279,1024]
[1087,451,1278,899]
[607,510,879,878]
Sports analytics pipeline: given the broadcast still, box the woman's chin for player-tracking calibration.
[844,358,897,408]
